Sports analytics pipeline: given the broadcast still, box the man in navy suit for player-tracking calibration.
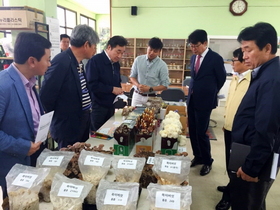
[0,32,51,198]
[40,25,99,149]
[187,29,226,176]
[86,36,127,132]
[229,22,280,210]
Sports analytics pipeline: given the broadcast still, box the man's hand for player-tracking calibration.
[138,84,149,93]
[236,167,259,182]
[112,87,123,95]
[27,141,42,156]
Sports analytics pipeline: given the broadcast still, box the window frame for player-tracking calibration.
[80,14,96,30]
[57,5,77,35]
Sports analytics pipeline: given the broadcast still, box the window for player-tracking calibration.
[80,15,96,30]
[57,6,77,35]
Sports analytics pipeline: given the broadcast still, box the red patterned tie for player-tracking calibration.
[195,55,202,73]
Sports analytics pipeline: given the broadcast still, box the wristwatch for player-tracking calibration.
[149,87,154,92]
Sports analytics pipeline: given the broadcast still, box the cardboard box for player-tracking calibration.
[113,122,136,156]
[161,137,178,155]
[135,129,157,153]
[0,6,44,29]
[165,105,187,135]
[165,105,186,117]
[113,131,135,156]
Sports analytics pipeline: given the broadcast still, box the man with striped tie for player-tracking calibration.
[40,24,99,149]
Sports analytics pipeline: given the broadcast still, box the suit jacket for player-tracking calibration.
[40,48,87,141]
[0,65,44,194]
[86,51,121,108]
[187,48,226,110]
[232,56,280,178]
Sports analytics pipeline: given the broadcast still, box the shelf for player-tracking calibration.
[163,47,185,50]
[0,57,13,60]
[168,69,184,71]
[162,58,184,60]
[122,57,134,59]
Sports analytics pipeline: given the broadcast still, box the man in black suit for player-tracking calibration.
[187,29,226,176]
[229,22,280,210]
[40,25,99,149]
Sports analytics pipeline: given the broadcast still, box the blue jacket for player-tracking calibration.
[232,56,280,177]
[0,65,44,196]
[86,51,121,108]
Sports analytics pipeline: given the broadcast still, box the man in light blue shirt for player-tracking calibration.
[130,37,169,106]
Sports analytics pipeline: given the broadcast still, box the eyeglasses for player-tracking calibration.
[231,59,239,63]
[189,43,202,49]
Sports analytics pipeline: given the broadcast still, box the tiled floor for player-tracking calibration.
[187,106,280,210]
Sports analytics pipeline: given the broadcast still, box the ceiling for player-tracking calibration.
[72,0,110,14]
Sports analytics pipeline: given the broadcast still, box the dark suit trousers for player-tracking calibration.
[229,172,274,210]
[188,99,212,165]
[54,109,91,149]
[224,129,232,176]
[91,102,115,131]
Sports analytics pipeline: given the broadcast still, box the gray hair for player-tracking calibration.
[70,24,99,47]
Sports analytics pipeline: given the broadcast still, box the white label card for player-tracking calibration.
[155,191,181,209]
[270,153,279,179]
[117,159,137,169]
[177,146,187,153]
[84,155,105,166]
[12,173,38,189]
[35,111,54,143]
[147,156,154,165]
[104,189,129,206]
[57,182,84,198]
[42,156,64,166]
[161,159,181,174]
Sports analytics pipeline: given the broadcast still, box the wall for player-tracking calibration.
[111,0,280,38]
[7,0,57,18]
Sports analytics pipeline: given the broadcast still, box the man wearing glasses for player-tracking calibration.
[215,48,251,210]
[187,29,226,176]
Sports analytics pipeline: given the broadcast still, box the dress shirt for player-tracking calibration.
[195,48,209,68]
[12,63,40,135]
[130,54,169,93]
[224,70,252,131]
[251,65,261,79]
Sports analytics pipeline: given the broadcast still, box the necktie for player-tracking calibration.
[195,55,202,73]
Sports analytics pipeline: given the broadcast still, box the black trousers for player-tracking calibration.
[187,99,213,165]
[54,109,91,149]
[224,129,232,176]
[229,172,274,210]
[91,102,115,132]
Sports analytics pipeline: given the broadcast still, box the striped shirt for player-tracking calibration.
[78,63,91,110]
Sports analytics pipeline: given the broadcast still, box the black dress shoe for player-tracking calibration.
[217,186,227,192]
[215,198,231,210]
[190,158,203,167]
[200,164,212,176]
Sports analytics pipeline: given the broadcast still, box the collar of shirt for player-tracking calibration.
[252,65,262,78]
[145,54,159,63]
[104,50,114,64]
[237,69,251,83]
[12,63,36,88]
[196,48,209,63]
